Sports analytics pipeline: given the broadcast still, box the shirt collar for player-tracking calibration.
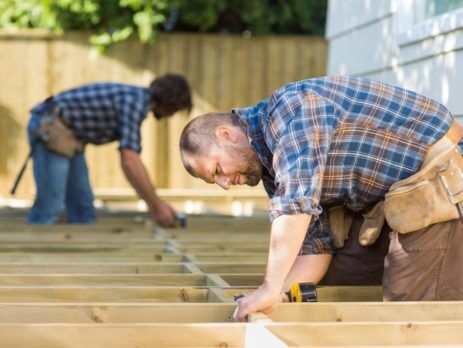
[232,99,275,180]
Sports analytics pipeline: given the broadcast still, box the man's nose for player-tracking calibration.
[215,176,230,190]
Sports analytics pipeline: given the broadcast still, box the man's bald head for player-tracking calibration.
[180,112,241,177]
[179,112,242,156]
[179,112,263,188]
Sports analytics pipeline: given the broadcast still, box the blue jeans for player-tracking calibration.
[28,113,95,224]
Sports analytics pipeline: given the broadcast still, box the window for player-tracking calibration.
[413,0,463,23]
[395,0,463,46]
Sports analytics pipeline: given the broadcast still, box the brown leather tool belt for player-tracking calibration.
[36,99,84,158]
[384,120,463,234]
[329,121,463,247]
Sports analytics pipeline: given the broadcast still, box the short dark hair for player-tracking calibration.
[150,73,192,115]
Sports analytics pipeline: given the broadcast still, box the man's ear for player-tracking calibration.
[214,126,237,144]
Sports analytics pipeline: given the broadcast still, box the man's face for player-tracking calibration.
[186,142,263,190]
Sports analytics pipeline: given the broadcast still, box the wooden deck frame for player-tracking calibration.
[1,321,463,347]
[3,302,463,324]
[0,209,462,346]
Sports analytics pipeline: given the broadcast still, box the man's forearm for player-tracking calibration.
[263,214,312,291]
[120,150,161,208]
[283,254,332,291]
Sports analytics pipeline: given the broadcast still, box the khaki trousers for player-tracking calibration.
[383,218,463,301]
[320,213,463,301]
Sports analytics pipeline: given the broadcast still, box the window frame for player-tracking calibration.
[395,0,463,46]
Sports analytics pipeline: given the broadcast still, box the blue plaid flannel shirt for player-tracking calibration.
[31,83,151,153]
[233,76,454,255]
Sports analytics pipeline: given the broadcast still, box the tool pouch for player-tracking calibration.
[36,107,83,159]
[359,201,385,246]
[384,145,463,234]
[328,205,354,248]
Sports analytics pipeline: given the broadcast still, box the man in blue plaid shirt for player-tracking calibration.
[28,73,192,226]
[180,76,463,320]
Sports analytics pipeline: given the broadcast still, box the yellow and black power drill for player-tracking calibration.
[234,282,317,302]
[286,282,318,302]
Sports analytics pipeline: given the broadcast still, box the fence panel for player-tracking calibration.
[0,31,327,198]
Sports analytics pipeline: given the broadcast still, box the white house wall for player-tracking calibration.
[327,15,397,76]
[327,0,463,119]
[326,0,393,38]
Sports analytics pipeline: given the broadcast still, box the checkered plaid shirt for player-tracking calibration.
[233,76,454,254]
[31,83,151,152]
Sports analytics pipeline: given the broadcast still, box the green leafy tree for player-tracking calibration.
[0,0,327,51]
[170,0,327,36]
[0,0,169,52]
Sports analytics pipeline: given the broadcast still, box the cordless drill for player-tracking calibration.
[234,282,317,302]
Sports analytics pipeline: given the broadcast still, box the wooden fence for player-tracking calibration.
[0,30,327,199]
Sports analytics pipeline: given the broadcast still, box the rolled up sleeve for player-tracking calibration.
[117,95,145,153]
[267,92,339,254]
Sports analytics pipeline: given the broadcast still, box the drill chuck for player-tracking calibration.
[286,282,317,302]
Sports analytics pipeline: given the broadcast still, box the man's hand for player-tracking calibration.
[232,283,282,322]
[149,199,177,227]
[232,214,313,322]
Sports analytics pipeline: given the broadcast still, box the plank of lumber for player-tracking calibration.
[0,303,237,323]
[0,233,154,242]
[0,274,209,286]
[268,302,463,322]
[0,225,150,233]
[208,288,234,303]
[193,253,267,262]
[0,242,166,250]
[0,263,186,274]
[1,301,463,324]
[0,247,168,254]
[166,232,269,240]
[197,262,265,274]
[266,322,463,346]
[0,287,210,303]
[219,274,264,286]
[179,244,268,253]
[315,285,383,302]
[0,254,183,262]
[246,322,289,348]
[0,323,246,347]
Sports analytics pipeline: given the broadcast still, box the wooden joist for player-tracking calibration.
[0,274,211,286]
[0,303,237,323]
[0,208,462,347]
[0,262,188,274]
[2,322,463,347]
[0,323,247,348]
[0,287,212,303]
[268,302,463,322]
[3,302,463,324]
[0,253,184,262]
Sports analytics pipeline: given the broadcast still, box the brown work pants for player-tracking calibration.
[320,213,463,301]
[383,218,463,300]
